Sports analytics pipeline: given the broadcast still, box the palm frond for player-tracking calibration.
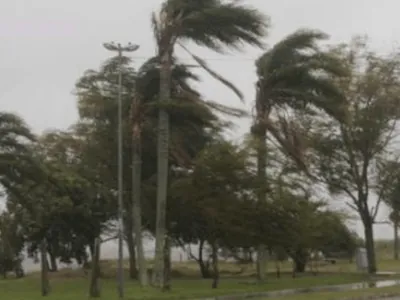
[177,0,269,52]
[257,29,328,74]
[203,101,248,117]
[151,12,162,46]
[178,42,244,101]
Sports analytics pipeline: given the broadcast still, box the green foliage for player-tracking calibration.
[0,212,25,277]
[313,37,400,217]
[0,112,37,190]
[377,159,400,223]
[154,0,269,52]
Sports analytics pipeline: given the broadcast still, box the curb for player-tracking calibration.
[195,280,400,300]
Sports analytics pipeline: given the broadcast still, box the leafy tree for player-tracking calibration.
[0,112,36,193]
[377,159,400,260]
[313,37,400,273]
[150,0,269,288]
[169,140,257,288]
[316,211,359,261]
[0,211,25,278]
[5,129,114,297]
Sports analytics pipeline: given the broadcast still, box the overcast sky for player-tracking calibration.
[1,0,400,245]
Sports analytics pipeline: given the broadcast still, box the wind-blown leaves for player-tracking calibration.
[0,112,38,189]
[158,0,269,52]
[254,29,348,171]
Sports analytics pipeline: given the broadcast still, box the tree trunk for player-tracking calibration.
[293,249,308,273]
[152,46,172,288]
[162,236,171,291]
[275,260,280,278]
[256,245,267,282]
[211,242,219,289]
[197,239,211,278]
[89,238,101,298]
[363,217,377,273]
[89,241,95,261]
[126,228,138,280]
[294,260,306,273]
[14,261,25,278]
[132,132,148,286]
[254,115,268,282]
[83,252,89,270]
[394,220,399,260]
[40,240,50,296]
[48,249,58,272]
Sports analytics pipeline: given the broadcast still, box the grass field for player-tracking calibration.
[2,257,400,300]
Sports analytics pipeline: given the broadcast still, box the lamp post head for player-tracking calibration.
[124,43,140,52]
[103,42,139,52]
[103,42,118,51]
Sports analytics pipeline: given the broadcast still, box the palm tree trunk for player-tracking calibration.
[255,123,268,282]
[394,220,399,260]
[132,132,148,286]
[162,235,171,291]
[40,240,50,296]
[256,245,267,281]
[152,47,172,288]
[125,226,138,280]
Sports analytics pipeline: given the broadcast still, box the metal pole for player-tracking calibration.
[102,42,140,299]
[117,45,124,299]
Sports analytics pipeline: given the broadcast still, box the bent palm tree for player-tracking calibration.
[252,29,347,281]
[131,56,219,286]
[151,0,269,287]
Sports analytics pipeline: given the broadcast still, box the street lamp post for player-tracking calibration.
[103,42,140,299]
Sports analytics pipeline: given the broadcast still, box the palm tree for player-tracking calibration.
[252,29,347,281]
[151,0,269,287]
[131,56,219,286]
[134,55,245,286]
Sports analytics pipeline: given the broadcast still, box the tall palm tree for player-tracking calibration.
[151,0,269,287]
[131,55,220,286]
[252,29,347,281]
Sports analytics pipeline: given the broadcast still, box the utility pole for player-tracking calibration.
[103,42,140,299]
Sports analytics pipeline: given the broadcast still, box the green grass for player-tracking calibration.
[2,258,400,299]
[0,273,378,300]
